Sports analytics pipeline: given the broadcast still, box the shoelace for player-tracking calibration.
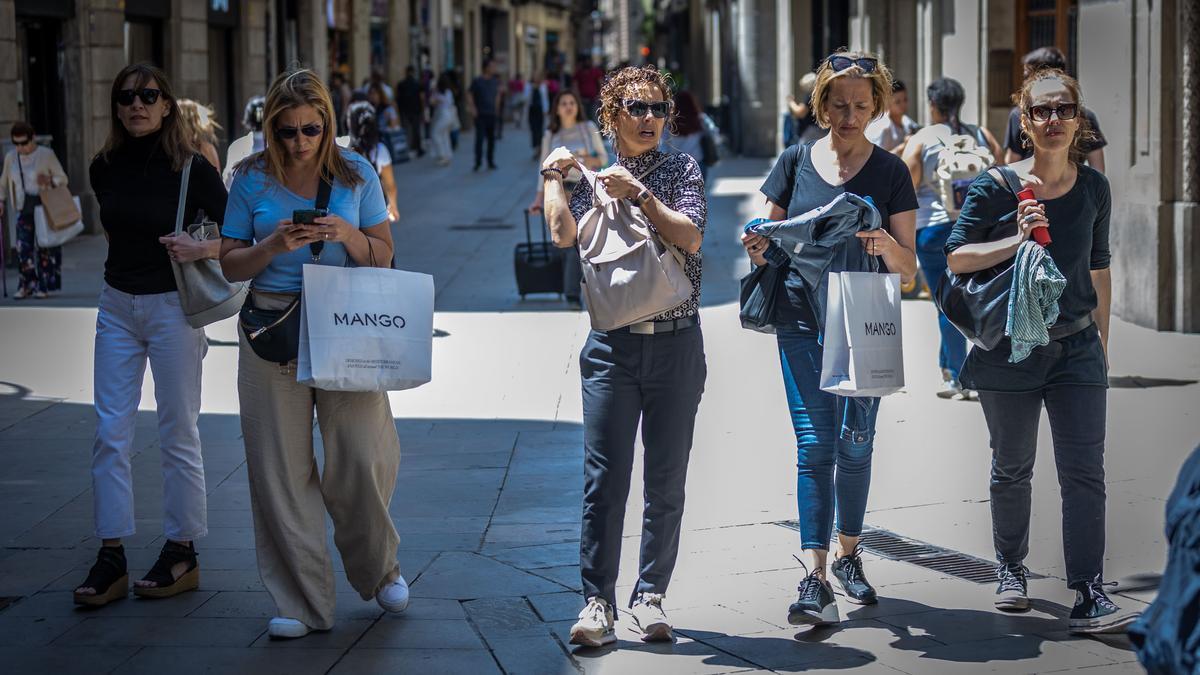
[997,563,1029,593]
[838,547,868,585]
[636,593,665,610]
[580,598,608,622]
[1080,579,1119,611]
[793,556,825,602]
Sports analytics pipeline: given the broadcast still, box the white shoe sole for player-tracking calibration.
[995,596,1030,611]
[1069,612,1140,634]
[267,618,312,639]
[788,602,840,626]
[569,626,617,648]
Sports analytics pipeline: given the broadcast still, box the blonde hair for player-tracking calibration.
[1013,68,1096,164]
[810,50,893,130]
[177,99,222,148]
[236,69,363,187]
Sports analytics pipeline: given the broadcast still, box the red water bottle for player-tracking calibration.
[1017,187,1051,246]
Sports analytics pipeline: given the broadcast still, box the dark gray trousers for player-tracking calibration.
[579,325,706,608]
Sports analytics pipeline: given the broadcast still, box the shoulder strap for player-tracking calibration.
[316,176,333,210]
[994,165,1024,198]
[636,154,670,181]
[174,158,193,235]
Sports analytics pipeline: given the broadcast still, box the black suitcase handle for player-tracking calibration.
[524,210,552,261]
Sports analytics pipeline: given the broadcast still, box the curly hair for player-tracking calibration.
[810,49,893,130]
[596,65,675,146]
[1012,68,1097,164]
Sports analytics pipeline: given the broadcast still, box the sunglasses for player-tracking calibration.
[622,99,671,119]
[11,138,33,147]
[1027,103,1079,122]
[275,124,324,140]
[114,88,162,106]
[827,55,878,73]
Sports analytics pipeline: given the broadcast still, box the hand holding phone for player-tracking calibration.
[293,209,330,260]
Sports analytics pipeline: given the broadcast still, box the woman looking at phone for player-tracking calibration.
[219,69,408,640]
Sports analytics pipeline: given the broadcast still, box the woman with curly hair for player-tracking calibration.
[542,65,707,647]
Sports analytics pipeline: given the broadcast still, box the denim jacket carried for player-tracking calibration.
[745,191,883,445]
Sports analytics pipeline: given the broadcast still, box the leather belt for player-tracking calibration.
[614,315,700,335]
[1048,315,1094,341]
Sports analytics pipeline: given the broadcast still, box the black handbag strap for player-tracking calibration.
[316,176,332,210]
[994,165,1025,199]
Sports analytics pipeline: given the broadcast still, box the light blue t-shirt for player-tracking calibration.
[222,149,390,292]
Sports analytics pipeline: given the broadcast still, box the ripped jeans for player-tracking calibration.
[777,329,880,550]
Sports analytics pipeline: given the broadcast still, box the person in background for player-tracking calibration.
[367,82,400,131]
[468,59,502,171]
[785,72,820,147]
[575,55,605,120]
[346,100,399,223]
[395,66,426,158]
[661,90,709,182]
[0,121,68,299]
[177,99,222,173]
[867,80,920,153]
[528,71,549,161]
[902,77,1002,399]
[507,71,527,130]
[429,72,458,167]
[1004,47,1106,173]
[329,71,352,137]
[224,96,266,188]
[77,63,227,607]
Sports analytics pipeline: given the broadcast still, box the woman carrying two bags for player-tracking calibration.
[542,65,707,647]
[219,69,409,640]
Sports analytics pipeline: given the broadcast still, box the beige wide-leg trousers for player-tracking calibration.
[238,291,401,631]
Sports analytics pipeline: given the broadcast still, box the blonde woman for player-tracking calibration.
[177,99,222,173]
[219,69,407,639]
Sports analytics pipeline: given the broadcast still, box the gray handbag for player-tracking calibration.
[169,159,248,328]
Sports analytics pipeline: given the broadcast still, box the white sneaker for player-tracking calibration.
[937,369,964,399]
[628,592,672,642]
[376,575,410,613]
[267,617,312,639]
[569,597,616,647]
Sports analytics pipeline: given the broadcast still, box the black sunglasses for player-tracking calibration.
[1027,103,1079,122]
[115,88,162,106]
[275,124,324,140]
[11,137,33,147]
[622,99,671,119]
[826,55,878,74]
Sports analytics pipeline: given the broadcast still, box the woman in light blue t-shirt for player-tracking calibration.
[219,69,409,641]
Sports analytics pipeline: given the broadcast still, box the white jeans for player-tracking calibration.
[431,118,453,161]
[92,283,208,540]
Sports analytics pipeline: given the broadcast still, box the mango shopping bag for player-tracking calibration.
[820,271,905,397]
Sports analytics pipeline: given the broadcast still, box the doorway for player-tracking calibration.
[15,18,68,167]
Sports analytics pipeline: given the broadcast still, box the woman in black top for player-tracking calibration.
[743,51,917,626]
[75,64,227,608]
[945,69,1133,634]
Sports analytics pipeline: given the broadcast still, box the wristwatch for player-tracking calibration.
[631,189,651,208]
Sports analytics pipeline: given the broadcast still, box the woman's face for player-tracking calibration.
[12,134,37,156]
[275,104,325,164]
[823,76,875,141]
[615,84,666,155]
[117,75,170,138]
[1022,78,1079,155]
[557,95,579,123]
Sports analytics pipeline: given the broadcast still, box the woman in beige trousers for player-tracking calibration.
[219,68,409,640]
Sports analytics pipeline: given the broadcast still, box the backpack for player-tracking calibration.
[934,124,993,219]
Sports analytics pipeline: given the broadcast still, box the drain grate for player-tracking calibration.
[774,522,1042,584]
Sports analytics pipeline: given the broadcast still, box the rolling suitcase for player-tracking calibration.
[514,210,564,299]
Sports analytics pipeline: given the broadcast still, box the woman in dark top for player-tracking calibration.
[743,50,917,627]
[542,65,706,647]
[75,64,227,608]
[945,68,1133,634]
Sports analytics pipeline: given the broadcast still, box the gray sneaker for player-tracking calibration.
[995,563,1030,611]
[628,592,672,642]
[569,597,616,647]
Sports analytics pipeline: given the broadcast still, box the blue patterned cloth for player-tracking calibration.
[1005,240,1067,363]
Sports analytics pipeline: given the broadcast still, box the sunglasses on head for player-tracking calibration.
[622,99,671,119]
[114,88,162,106]
[275,124,324,140]
[826,55,878,74]
[1027,103,1078,122]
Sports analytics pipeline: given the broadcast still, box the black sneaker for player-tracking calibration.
[1069,577,1140,634]
[994,562,1030,611]
[787,564,840,626]
[831,548,877,605]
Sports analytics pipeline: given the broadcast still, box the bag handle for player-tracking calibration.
[994,165,1024,199]
[173,158,193,236]
[316,175,333,210]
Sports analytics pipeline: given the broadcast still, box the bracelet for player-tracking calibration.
[540,167,565,181]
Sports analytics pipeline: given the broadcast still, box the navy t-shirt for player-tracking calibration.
[760,141,918,329]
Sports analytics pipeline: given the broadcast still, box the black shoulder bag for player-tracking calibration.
[933,166,1023,351]
[238,178,332,365]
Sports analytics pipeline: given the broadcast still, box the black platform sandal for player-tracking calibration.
[132,541,199,599]
[73,545,128,607]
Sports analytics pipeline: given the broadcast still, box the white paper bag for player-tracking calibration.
[34,197,84,248]
[820,271,905,397]
[297,264,435,392]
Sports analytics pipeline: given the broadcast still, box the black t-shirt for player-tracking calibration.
[1004,106,1107,160]
[760,141,918,329]
[945,164,1111,324]
[396,77,423,115]
[90,132,228,295]
[469,76,500,117]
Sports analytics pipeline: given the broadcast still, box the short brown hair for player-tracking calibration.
[810,50,893,130]
[10,122,34,140]
[596,65,675,146]
[1013,68,1096,164]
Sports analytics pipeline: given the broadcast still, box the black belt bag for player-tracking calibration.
[239,293,301,365]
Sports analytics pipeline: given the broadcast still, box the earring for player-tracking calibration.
[1020,130,1030,149]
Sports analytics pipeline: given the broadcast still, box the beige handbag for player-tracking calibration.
[40,184,81,231]
[169,160,248,328]
[575,158,693,330]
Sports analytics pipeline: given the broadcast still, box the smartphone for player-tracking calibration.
[292,208,328,225]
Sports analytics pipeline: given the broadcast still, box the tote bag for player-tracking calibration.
[820,271,905,397]
[575,159,692,330]
[40,184,82,231]
[297,264,435,392]
[34,196,83,248]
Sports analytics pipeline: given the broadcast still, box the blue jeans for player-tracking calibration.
[916,223,967,379]
[777,330,880,550]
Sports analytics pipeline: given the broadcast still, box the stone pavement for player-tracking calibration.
[1,129,1197,674]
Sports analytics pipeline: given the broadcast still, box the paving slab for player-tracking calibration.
[487,634,580,675]
[409,551,564,600]
[357,616,486,649]
[53,616,266,647]
[0,645,139,674]
[328,647,504,674]
[112,646,342,675]
[464,596,549,639]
